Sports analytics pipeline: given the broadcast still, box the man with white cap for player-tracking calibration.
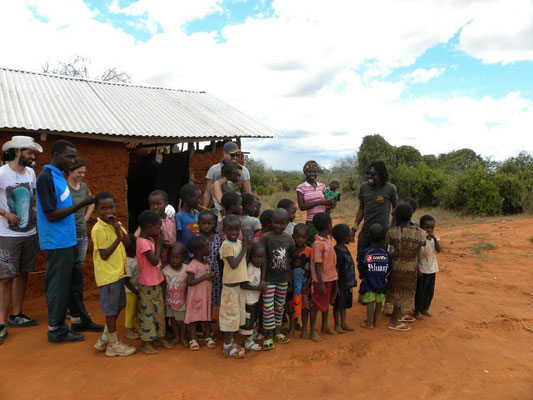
[0,136,42,345]
[201,141,252,208]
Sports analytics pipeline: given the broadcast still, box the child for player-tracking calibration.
[136,210,172,353]
[240,193,261,240]
[277,198,297,235]
[149,190,176,265]
[212,162,242,223]
[309,212,338,342]
[163,242,188,347]
[124,234,140,340]
[332,223,357,333]
[220,191,243,241]
[288,223,312,338]
[414,215,441,320]
[253,209,273,243]
[254,197,262,218]
[260,208,295,350]
[219,215,250,358]
[386,203,427,332]
[358,223,391,329]
[239,243,265,351]
[198,209,223,307]
[175,184,201,261]
[324,178,341,214]
[91,192,136,357]
[184,235,215,350]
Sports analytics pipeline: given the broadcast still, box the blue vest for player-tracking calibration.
[358,247,391,294]
[36,165,76,250]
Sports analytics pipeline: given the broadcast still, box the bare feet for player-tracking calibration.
[334,325,346,334]
[341,323,354,331]
[301,329,310,339]
[154,338,173,349]
[421,310,433,317]
[140,342,159,354]
[360,322,374,329]
[415,312,424,320]
[310,330,322,342]
[321,326,337,335]
[287,326,296,338]
[181,338,188,348]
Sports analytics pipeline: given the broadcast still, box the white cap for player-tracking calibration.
[2,136,43,153]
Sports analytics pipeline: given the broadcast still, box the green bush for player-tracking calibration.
[392,163,449,206]
[494,173,524,214]
[275,171,302,192]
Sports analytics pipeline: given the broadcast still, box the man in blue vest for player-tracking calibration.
[36,140,103,343]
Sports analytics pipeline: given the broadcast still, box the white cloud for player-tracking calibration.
[409,67,445,84]
[0,0,532,170]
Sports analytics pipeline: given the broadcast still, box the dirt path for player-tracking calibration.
[1,217,533,399]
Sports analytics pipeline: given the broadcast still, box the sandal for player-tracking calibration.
[263,338,275,350]
[205,337,216,349]
[399,315,416,323]
[245,340,262,351]
[223,342,245,358]
[388,323,411,332]
[274,333,290,344]
[189,339,200,350]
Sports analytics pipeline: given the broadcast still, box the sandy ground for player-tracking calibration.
[1,217,533,400]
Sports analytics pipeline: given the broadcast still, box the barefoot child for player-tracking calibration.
[163,242,188,347]
[332,223,356,333]
[91,192,136,357]
[185,236,216,350]
[198,209,223,308]
[288,223,312,338]
[253,209,273,243]
[414,215,441,320]
[176,184,201,261]
[219,215,250,358]
[148,190,176,265]
[386,203,426,332]
[358,224,391,329]
[136,210,172,353]
[124,234,140,339]
[260,208,295,350]
[309,212,338,342]
[277,198,297,235]
[240,193,261,240]
[239,243,265,351]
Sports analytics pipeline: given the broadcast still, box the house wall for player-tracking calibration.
[0,132,129,298]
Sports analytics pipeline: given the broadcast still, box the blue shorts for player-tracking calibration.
[99,278,126,316]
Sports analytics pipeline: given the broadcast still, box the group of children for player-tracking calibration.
[89,179,440,358]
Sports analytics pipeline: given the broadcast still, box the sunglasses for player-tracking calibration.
[229,153,241,158]
[366,171,377,177]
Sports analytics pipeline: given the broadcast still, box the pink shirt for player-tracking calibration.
[136,237,164,286]
[296,181,326,221]
[161,215,177,264]
[311,235,338,283]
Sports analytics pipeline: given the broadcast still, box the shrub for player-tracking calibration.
[494,173,524,214]
[392,163,450,207]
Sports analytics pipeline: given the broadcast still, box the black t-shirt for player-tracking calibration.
[260,231,296,283]
[334,246,357,289]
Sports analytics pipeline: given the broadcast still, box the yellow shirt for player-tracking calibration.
[219,239,248,284]
[91,218,127,287]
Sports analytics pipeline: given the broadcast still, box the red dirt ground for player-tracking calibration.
[1,217,533,399]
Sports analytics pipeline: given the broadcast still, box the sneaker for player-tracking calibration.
[8,313,37,327]
[72,321,104,332]
[94,337,109,351]
[105,341,136,357]
[0,326,7,344]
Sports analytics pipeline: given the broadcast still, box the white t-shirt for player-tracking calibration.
[205,162,250,182]
[0,164,37,237]
[125,257,140,293]
[245,262,262,305]
[418,237,439,274]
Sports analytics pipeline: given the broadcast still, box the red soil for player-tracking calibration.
[1,217,533,399]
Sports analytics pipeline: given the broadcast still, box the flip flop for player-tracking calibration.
[263,338,275,350]
[274,333,290,344]
[388,323,411,332]
[205,337,216,349]
[189,339,200,350]
[399,315,416,323]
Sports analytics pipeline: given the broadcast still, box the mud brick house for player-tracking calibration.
[0,68,278,297]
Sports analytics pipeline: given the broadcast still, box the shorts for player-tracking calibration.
[0,235,38,279]
[334,287,353,311]
[239,302,259,336]
[99,278,126,316]
[311,281,335,312]
[219,284,246,333]
[362,291,386,304]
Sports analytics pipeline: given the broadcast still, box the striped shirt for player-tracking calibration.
[296,181,326,221]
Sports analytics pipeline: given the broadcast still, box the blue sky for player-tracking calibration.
[2,0,533,170]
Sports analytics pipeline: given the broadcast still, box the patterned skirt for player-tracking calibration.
[138,284,166,342]
[387,269,417,310]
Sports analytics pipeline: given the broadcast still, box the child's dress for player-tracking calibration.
[184,259,213,323]
[162,264,188,322]
[386,226,426,310]
[206,233,223,306]
[289,246,312,319]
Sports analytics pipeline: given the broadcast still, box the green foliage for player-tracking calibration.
[394,145,422,168]
[330,155,359,193]
[392,163,449,206]
[493,173,525,214]
[245,157,301,195]
[422,154,438,168]
[437,148,483,175]
[275,171,302,192]
[357,134,395,176]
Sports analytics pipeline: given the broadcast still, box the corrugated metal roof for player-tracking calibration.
[0,68,279,141]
